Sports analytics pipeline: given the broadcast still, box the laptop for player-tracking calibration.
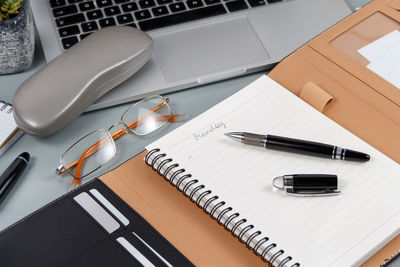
[31,0,363,111]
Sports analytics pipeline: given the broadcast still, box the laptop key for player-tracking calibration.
[139,0,156,9]
[87,10,104,20]
[53,5,78,17]
[104,6,121,16]
[55,13,86,27]
[79,1,95,11]
[80,33,92,39]
[139,4,226,31]
[226,0,248,12]
[50,0,66,8]
[152,6,169,16]
[99,17,116,27]
[169,2,186,12]
[204,0,220,4]
[121,3,139,12]
[81,21,98,32]
[247,0,265,7]
[68,0,84,3]
[58,25,80,37]
[135,10,152,20]
[62,36,79,49]
[96,0,113,7]
[117,13,134,24]
[187,0,204,8]
[157,0,172,4]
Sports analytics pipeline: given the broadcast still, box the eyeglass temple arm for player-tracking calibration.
[70,114,174,178]
[70,113,189,188]
[70,114,182,185]
[67,101,181,181]
[70,115,177,180]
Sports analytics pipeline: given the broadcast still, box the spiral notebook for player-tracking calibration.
[144,75,400,266]
[0,101,23,156]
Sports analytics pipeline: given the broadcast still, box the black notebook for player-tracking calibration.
[0,178,192,267]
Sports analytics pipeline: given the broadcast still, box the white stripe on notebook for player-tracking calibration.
[116,237,155,267]
[73,192,120,234]
[89,189,129,226]
[132,232,173,267]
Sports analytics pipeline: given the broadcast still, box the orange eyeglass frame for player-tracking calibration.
[58,98,184,188]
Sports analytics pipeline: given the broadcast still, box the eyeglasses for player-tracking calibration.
[56,95,188,191]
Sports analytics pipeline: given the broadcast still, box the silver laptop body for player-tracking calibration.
[31,0,359,111]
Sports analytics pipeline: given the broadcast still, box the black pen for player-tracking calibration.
[225,132,370,162]
[0,152,30,205]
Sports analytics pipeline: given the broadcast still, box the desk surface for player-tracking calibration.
[0,37,262,230]
[1,24,399,267]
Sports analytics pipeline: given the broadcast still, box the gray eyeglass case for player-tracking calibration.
[13,26,153,136]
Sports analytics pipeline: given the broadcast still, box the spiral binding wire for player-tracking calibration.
[145,149,299,266]
[0,101,13,113]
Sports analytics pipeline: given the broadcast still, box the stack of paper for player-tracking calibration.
[0,102,23,156]
[358,30,400,89]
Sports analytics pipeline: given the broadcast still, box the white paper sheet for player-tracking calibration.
[366,40,400,89]
[358,30,400,89]
[358,30,400,62]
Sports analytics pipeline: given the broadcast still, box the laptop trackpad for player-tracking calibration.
[153,17,270,82]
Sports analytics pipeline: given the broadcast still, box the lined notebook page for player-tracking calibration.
[146,76,400,266]
[0,103,21,155]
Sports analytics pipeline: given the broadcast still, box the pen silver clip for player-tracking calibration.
[285,189,341,197]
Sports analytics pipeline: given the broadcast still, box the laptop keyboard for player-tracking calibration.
[50,0,284,50]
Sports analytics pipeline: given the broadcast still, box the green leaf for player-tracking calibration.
[0,0,23,20]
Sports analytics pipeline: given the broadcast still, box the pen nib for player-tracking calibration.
[224,132,244,141]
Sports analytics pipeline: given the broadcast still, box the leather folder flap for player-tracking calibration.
[268,2,400,264]
[362,234,400,266]
[100,151,265,267]
[388,0,400,10]
[300,81,333,112]
[269,44,400,163]
[309,0,400,107]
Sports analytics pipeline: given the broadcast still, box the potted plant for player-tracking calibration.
[0,0,34,74]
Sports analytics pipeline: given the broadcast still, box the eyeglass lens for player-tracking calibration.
[60,95,172,179]
[61,129,116,178]
[122,95,171,135]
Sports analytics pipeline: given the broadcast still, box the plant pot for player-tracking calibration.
[0,0,35,74]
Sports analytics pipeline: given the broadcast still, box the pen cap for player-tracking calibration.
[0,152,30,204]
[290,174,337,190]
[19,152,30,162]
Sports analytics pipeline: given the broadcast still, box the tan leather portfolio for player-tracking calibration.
[100,0,400,265]
[268,0,400,165]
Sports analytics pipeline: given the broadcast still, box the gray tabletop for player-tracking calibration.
[1,27,399,267]
[0,36,262,231]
